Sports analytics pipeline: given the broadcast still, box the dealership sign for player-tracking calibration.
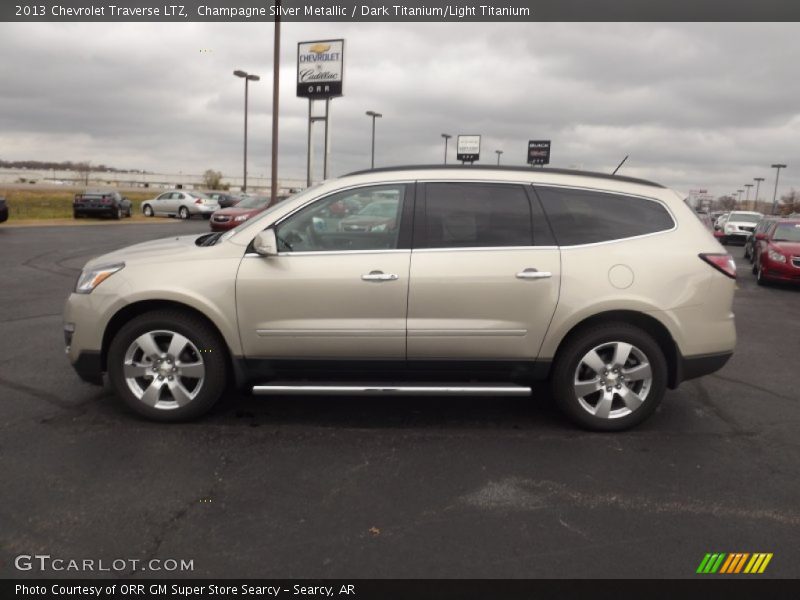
[528,140,551,165]
[457,135,481,162]
[297,39,344,98]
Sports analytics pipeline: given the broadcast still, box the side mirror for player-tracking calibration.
[755,233,767,241]
[253,229,278,256]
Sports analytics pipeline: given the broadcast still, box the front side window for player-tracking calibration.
[535,187,674,246]
[422,183,533,248]
[275,185,406,252]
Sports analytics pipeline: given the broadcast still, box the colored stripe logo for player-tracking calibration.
[696,553,773,574]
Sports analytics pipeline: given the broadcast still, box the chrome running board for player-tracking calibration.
[251,384,532,397]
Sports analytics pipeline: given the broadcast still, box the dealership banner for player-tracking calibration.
[297,39,344,98]
[4,0,800,22]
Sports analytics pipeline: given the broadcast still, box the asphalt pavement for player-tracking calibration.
[1,222,798,579]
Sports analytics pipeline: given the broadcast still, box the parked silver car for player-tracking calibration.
[64,166,736,431]
[141,190,220,220]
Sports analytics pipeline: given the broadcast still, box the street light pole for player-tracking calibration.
[234,70,260,192]
[753,177,765,210]
[441,133,451,164]
[744,183,753,208]
[365,110,382,169]
[737,189,744,205]
[270,4,281,204]
[495,150,503,165]
[771,164,787,215]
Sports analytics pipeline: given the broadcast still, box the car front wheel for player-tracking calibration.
[143,204,153,217]
[107,310,228,422]
[550,323,667,431]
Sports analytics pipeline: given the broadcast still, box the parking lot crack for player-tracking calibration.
[708,373,797,404]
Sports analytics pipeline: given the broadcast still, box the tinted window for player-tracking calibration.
[423,183,532,248]
[276,185,406,252]
[536,187,674,245]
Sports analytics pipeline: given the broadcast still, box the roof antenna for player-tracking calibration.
[612,155,629,175]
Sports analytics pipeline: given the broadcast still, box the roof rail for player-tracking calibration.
[344,164,665,188]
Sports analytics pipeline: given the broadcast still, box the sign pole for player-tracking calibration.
[306,99,314,187]
[269,2,281,204]
[323,98,331,180]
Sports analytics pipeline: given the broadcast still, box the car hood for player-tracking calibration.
[83,234,203,269]
[773,241,800,254]
[214,206,264,217]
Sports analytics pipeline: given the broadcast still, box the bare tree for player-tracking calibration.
[780,189,800,215]
[202,169,225,190]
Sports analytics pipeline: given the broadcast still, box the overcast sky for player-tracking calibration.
[1,21,798,198]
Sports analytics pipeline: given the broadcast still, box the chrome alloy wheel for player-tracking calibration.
[123,330,205,410]
[572,341,653,419]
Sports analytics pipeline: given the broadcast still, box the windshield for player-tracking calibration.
[729,212,761,223]
[235,196,270,210]
[772,223,800,242]
[358,200,397,217]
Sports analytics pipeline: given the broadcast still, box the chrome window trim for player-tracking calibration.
[244,249,410,258]
[413,246,558,253]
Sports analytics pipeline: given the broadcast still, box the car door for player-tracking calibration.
[236,183,414,359]
[152,193,170,215]
[407,181,560,360]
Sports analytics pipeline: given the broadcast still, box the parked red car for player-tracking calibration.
[210,196,271,231]
[752,219,800,285]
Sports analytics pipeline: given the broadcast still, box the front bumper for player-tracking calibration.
[761,258,800,283]
[71,351,104,385]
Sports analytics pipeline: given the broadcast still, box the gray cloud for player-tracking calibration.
[0,21,798,198]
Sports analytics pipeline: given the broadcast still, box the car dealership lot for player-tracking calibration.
[1,223,799,578]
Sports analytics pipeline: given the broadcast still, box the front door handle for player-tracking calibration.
[362,270,399,282]
[516,268,552,280]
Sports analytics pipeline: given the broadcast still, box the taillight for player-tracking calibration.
[699,253,736,279]
[195,198,203,204]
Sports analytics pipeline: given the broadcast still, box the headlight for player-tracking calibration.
[724,224,736,233]
[767,249,786,264]
[75,263,125,294]
[234,214,250,222]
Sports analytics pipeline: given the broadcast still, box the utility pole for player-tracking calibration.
[269,1,281,205]
[441,133,451,164]
[771,164,787,215]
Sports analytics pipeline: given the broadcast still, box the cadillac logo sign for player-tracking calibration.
[297,39,344,98]
[457,135,481,163]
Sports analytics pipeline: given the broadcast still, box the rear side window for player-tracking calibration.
[422,183,533,248]
[535,186,674,246]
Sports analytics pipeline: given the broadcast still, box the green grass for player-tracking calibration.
[0,189,155,219]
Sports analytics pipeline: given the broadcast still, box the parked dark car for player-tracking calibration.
[0,197,8,223]
[744,217,778,262]
[73,191,132,219]
[752,219,800,285]
[205,192,242,209]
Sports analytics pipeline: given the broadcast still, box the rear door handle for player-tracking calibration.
[516,268,552,280]
[362,270,399,282]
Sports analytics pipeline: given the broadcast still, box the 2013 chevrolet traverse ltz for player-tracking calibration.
[63,166,736,431]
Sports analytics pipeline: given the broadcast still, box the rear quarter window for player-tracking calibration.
[535,186,674,246]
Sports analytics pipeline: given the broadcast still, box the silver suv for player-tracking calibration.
[64,166,736,431]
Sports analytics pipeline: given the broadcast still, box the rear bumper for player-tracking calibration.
[74,206,116,217]
[675,351,732,386]
[0,206,8,223]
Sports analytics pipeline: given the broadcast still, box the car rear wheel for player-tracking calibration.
[179,206,190,220]
[143,204,153,217]
[551,323,667,431]
[115,207,123,220]
[107,310,228,422]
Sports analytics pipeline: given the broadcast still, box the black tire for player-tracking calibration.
[114,207,123,220]
[202,214,211,220]
[550,323,667,432]
[179,206,190,220]
[107,310,228,422]
[143,204,154,217]
[752,259,758,275]
[126,208,132,218]
[73,211,82,219]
